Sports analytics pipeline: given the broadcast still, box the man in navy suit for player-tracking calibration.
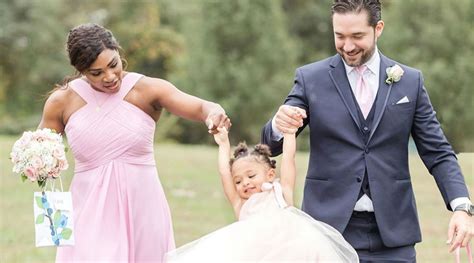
[261,0,472,261]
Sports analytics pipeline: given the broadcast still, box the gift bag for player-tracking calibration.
[33,177,75,247]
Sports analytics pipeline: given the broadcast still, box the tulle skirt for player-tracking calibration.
[166,206,358,262]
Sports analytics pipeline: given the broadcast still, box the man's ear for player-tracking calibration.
[375,20,384,38]
[267,168,276,181]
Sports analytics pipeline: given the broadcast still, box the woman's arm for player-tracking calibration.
[213,128,242,217]
[38,90,67,133]
[280,132,297,206]
[141,77,230,132]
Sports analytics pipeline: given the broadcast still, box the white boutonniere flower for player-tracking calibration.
[385,64,404,84]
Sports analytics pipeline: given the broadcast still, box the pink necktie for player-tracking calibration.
[355,65,374,119]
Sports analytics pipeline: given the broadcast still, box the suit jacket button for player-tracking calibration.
[357,177,362,182]
[365,148,369,154]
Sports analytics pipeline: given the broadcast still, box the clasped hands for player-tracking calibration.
[274,105,307,134]
[205,111,231,135]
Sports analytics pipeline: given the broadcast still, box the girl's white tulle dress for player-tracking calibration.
[166,182,359,262]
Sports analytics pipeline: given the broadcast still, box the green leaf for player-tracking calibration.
[35,196,44,209]
[21,174,27,182]
[35,214,45,224]
[60,228,72,240]
[53,210,62,224]
[37,180,46,188]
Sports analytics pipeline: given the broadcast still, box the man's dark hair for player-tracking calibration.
[331,0,382,27]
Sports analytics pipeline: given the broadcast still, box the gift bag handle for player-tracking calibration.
[42,176,64,192]
[456,242,473,263]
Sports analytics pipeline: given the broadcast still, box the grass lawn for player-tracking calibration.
[0,135,472,262]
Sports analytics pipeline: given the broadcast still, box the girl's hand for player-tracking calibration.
[213,126,230,146]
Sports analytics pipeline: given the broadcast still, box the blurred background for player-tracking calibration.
[1,0,473,262]
[0,0,472,151]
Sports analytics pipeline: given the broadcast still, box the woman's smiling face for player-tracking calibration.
[83,49,124,93]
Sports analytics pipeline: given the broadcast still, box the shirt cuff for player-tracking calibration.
[450,197,471,210]
[271,115,284,141]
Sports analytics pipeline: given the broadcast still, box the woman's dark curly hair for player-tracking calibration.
[66,23,121,72]
[50,23,125,92]
[230,142,276,169]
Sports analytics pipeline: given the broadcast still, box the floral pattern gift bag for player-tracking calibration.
[33,178,75,247]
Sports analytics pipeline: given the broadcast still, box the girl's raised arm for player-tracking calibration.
[213,128,242,216]
[280,132,297,206]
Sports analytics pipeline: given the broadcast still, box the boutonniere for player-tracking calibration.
[385,64,404,84]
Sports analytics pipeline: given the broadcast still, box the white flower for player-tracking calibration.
[385,64,404,84]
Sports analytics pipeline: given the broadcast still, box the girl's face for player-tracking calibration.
[83,49,123,93]
[231,157,275,200]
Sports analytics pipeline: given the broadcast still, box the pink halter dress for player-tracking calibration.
[56,73,175,262]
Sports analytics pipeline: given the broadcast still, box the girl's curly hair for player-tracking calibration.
[230,142,276,169]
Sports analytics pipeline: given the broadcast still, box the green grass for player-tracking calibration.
[1,135,472,262]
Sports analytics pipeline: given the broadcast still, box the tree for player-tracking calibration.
[168,0,298,144]
[282,0,334,64]
[0,0,69,132]
[380,0,474,151]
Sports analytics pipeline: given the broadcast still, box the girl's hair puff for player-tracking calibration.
[230,142,276,169]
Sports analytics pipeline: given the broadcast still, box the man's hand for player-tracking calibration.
[275,105,307,134]
[447,211,473,252]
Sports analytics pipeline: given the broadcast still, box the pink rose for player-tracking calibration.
[24,167,38,181]
[52,148,65,159]
[49,168,60,178]
[57,159,69,171]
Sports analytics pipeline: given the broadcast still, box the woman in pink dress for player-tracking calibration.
[38,23,230,262]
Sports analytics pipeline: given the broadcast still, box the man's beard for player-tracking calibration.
[340,46,375,67]
[339,37,376,67]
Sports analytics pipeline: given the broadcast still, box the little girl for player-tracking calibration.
[166,127,359,262]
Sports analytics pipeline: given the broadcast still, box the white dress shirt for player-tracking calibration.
[343,48,380,212]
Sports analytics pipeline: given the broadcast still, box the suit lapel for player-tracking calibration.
[328,55,361,130]
[368,53,393,142]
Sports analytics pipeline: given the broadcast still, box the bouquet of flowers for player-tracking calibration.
[10,128,69,188]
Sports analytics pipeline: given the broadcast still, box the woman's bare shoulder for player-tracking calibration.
[135,75,175,91]
[46,87,69,105]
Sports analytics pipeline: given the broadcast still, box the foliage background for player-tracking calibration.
[0,0,472,151]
